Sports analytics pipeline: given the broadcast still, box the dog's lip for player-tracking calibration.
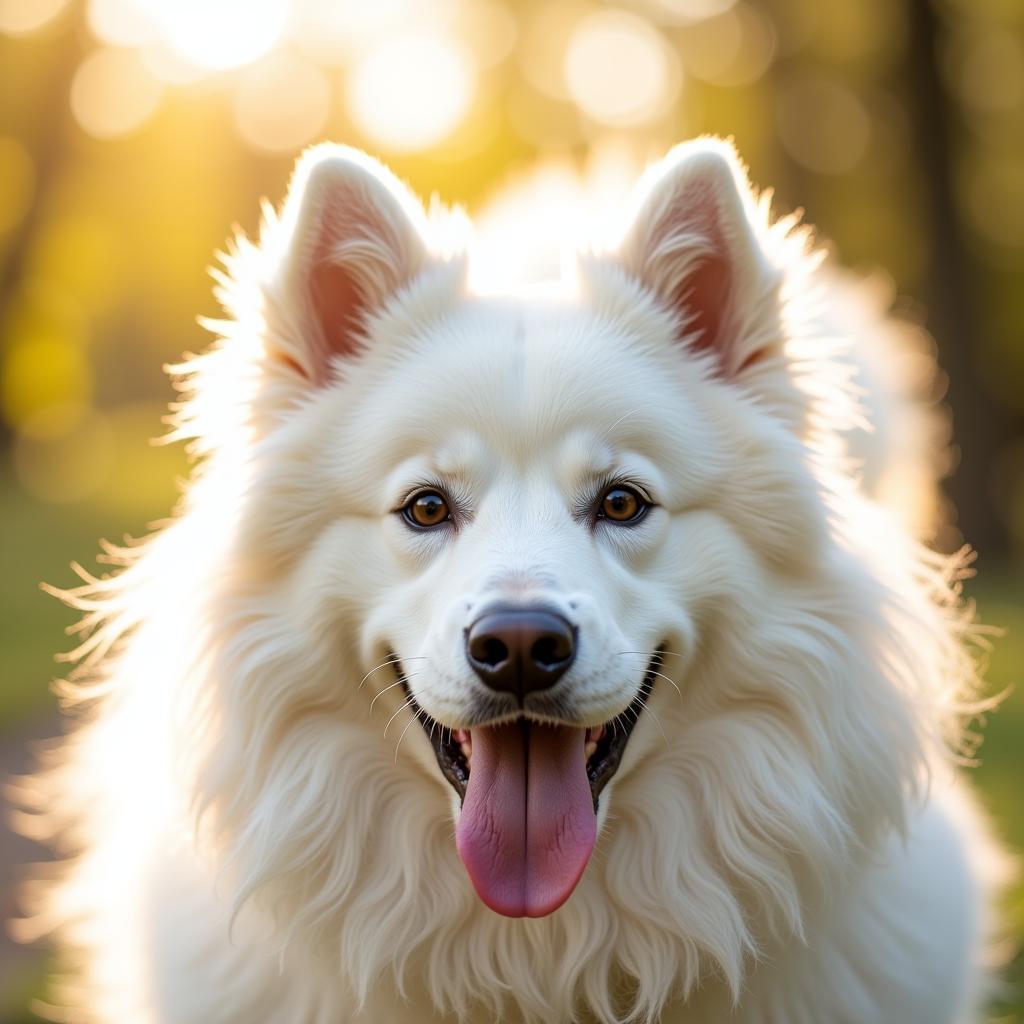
[392,648,663,811]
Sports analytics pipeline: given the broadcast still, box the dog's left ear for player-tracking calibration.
[269,145,434,383]
[609,138,784,378]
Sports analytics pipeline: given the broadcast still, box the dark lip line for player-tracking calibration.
[391,647,664,812]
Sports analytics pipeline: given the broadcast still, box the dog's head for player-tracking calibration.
[179,141,949,1016]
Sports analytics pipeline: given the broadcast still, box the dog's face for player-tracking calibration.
[323,302,730,918]
[204,142,834,921]
[188,143,923,1014]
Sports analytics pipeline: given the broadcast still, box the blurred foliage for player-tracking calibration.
[0,0,1021,552]
[0,0,1021,1020]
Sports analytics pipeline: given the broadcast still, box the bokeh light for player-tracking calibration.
[70,47,163,138]
[517,1,589,100]
[0,0,69,35]
[290,0,430,66]
[347,32,475,152]
[151,0,289,72]
[87,0,153,47]
[234,53,330,154]
[776,70,872,175]
[649,0,737,24]
[456,0,516,69]
[564,10,680,127]
[678,3,776,88]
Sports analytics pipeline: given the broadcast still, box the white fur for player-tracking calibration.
[15,139,1005,1023]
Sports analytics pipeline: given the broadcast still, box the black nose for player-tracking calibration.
[466,605,576,699]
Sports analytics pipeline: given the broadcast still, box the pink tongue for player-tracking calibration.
[455,722,596,918]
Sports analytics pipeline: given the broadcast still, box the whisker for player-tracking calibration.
[614,652,683,699]
[394,709,426,764]
[368,678,407,714]
[358,655,427,690]
[634,695,670,748]
[615,650,686,660]
[383,696,417,739]
[646,669,682,700]
[369,670,423,714]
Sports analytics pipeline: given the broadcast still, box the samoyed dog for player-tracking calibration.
[18,139,1003,1022]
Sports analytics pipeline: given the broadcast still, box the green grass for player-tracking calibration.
[969,581,1024,1023]
[0,480,173,723]
[0,481,1020,1021]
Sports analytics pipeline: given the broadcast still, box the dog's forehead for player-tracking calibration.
[334,294,721,499]
[367,296,682,441]
[428,426,618,490]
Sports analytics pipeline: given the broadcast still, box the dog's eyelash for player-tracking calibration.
[392,480,449,514]
[573,476,656,525]
[393,480,471,530]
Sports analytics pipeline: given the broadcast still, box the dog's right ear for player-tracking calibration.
[268,145,433,383]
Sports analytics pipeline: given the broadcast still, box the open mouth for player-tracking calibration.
[398,649,661,811]
[392,649,662,918]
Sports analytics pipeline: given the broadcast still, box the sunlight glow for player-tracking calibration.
[290,0,421,65]
[469,141,641,293]
[0,0,69,36]
[564,11,680,126]
[651,0,737,23]
[70,46,164,138]
[234,54,331,154]
[347,32,475,152]
[87,0,154,47]
[147,0,288,72]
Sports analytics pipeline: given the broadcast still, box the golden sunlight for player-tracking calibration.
[70,46,163,138]
[234,53,331,153]
[347,31,475,152]
[143,0,288,72]
[564,10,681,126]
[0,0,70,35]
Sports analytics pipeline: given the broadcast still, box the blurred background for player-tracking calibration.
[0,0,1021,1019]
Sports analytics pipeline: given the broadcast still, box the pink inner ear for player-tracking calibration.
[673,250,731,358]
[309,255,367,373]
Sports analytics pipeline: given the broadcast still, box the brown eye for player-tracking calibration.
[599,486,647,523]
[404,490,451,528]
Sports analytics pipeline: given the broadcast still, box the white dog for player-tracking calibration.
[19,139,1003,1023]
